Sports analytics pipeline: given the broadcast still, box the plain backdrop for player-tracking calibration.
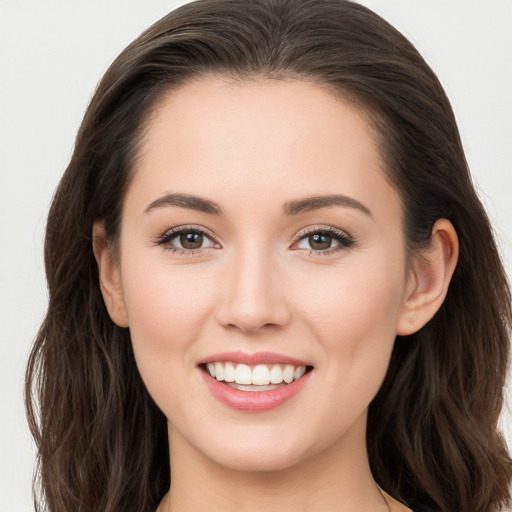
[1,1,511,510]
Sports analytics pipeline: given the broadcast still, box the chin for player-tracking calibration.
[190,425,317,473]
[209,445,305,473]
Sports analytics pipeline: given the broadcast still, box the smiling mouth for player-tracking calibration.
[202,362,314,392]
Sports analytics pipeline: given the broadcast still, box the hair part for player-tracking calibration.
[26,1,512,511]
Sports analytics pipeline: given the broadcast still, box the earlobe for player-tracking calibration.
[397,219,459,336]
[92,221,129,328]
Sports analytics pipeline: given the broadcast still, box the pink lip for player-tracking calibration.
[200,369,312,412]
[198,351,310,367]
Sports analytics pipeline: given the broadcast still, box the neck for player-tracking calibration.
[162,418,390,512]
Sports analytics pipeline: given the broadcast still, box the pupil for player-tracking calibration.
[180,232,203,249]
[309,233,331,250]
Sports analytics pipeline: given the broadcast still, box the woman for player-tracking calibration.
[25,1,512,511]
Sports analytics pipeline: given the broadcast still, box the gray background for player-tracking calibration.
[1,1,511,510]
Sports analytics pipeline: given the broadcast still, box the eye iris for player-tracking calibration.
[309,233,332,250]
[180,232,203,249]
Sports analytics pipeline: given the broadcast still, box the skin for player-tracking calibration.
[94,77,458,512]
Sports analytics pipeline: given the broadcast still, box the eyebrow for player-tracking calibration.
[144,192,372,218]
[145,193,224,215]
[283,194,372,217]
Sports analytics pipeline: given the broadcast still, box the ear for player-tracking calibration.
[397,219,459,336]
[92,220,129,327]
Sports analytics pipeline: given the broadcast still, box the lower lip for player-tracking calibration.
[200,369,312,412]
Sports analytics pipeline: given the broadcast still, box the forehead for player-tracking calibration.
[128,76,399,219]
[142,76,379,168]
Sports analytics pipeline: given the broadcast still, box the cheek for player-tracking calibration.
[119,252,218,373]
[294,251,406,381]
[119,258,224,425]
[290,258,406,433]
[300,254,404,331]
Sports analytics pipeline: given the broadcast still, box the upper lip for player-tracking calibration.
[198,351,311,367]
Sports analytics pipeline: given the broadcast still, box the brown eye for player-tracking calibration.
[308,233,333,250]
[158,227,216,253]
[180,232,204,249]
[294,228,354,254]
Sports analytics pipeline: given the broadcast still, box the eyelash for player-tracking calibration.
[156,225,219,256]
[292,226,356,256]
[155,225,356,256]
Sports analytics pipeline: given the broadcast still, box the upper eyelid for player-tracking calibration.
[298,226,346,235]
[294,225,353,240]
[161,224,351,237]
[162,224,218,240]
[157,224,354,249]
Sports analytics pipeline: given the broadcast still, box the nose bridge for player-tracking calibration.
[216,238,289,332]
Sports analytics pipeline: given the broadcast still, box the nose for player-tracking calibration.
[215,244,291,333]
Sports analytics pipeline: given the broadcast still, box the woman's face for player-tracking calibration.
[109,77,415,471]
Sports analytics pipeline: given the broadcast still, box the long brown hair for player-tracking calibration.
[25,1,512,511]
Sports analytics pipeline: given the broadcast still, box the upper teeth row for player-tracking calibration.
[206,362,307,385]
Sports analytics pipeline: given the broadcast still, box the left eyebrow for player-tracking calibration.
[283,194,372,217]
[144,192,224,216]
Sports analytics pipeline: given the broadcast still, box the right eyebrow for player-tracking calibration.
[144,192,224,216]
[283,194,372,218]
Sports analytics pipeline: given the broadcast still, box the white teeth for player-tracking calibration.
[224,362,235,382]
[269,364,283,384]
[294,366,306,380]
[234,363,253,385]
[205,361,308,387]
[227,383,280,392]
[214,362,224,381]
[252,365,270,385]
[283,365,294,384]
